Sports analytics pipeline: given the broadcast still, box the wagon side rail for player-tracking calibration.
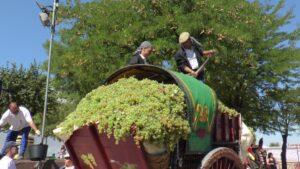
[65,125,150,169]
[212,112,241,152]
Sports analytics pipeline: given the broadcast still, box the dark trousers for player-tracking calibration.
[1,126,31,157]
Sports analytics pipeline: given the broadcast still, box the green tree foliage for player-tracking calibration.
[0,63,58,136]
[269,142,280,147]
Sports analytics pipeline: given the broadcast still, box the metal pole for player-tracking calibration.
[297,145,299,163]
[41,0,59,144]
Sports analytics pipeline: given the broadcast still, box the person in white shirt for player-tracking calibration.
[0,141,18,169]
[0,102,40,159]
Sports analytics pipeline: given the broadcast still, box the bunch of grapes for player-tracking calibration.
[217,100,240,118]
[58,77,191,150]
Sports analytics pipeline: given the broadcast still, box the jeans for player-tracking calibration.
[1,126,31,157]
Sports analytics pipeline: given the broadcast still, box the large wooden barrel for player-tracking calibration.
[106,65,218,153]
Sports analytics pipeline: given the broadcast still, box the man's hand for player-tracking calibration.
[35,130,41,136]
[203,49,216,57]
[189,71,198,77]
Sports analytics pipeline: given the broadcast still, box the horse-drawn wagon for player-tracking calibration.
[59,65,245,169]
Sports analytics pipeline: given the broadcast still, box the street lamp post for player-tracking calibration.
[36,0,59,149]
[40,0,59,145]
[34,0,59,168]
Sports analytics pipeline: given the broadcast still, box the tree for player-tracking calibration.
[264,85,300,169]
[49,0,300,126]
[269,142,280,147]
[0,63,58,136]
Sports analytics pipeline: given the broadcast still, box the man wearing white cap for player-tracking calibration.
[0,141,18,169]
[129,41,154,65]
[59,152,75,169]
[175,32,215,81]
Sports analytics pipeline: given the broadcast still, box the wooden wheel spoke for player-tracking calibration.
[201,148,243,169]
[227,161,231,169]
[211,161,217,169]
[223,158,228,169]
[219,158,223,169]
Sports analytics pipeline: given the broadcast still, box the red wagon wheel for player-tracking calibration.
[200,147,244,169]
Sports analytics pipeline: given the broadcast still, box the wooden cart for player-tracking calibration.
[64,65,244,169]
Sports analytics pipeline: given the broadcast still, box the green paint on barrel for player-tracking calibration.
[171,72,217,153]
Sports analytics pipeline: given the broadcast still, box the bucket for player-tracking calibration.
[28,144,48,161]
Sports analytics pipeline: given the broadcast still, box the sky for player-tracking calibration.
[0,0,299,152]
[0,0,54,68]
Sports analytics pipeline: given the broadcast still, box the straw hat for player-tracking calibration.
[179,32,190,43]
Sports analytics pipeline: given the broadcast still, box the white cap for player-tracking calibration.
[64,152,70,158]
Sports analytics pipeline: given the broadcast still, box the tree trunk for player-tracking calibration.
[281,134,288,169]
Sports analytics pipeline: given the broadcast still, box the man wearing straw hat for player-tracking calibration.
[0,102,40,159]
[129,41,154,65]
[175,32,215,81]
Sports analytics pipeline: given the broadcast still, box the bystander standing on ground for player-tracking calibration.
[59,152,75,169]
[267,152,277,169]
[255,138,267,169]
[58,145,67,159]
[0,102,40,159]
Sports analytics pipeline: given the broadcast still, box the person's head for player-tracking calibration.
[179,32,192,49]
[9,102,19,114]
[139,41,154,58]
[262,149,267,157]
[60,145,66,150]
[268,152,273,158]
[64,153,74,167]
[3,141,18,158]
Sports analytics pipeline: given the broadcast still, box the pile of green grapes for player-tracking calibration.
[58,77,191,150]
[217,100,240,117]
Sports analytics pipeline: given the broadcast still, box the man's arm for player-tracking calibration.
[175,51,198,77]
[28,121,39,132]
[183,66,197,77]
[28,121,40,135]
[0,110,9,127]
[175,51,189,72]
[202,49,215,57]
[129,55,139,65]
[21,107,40,135]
